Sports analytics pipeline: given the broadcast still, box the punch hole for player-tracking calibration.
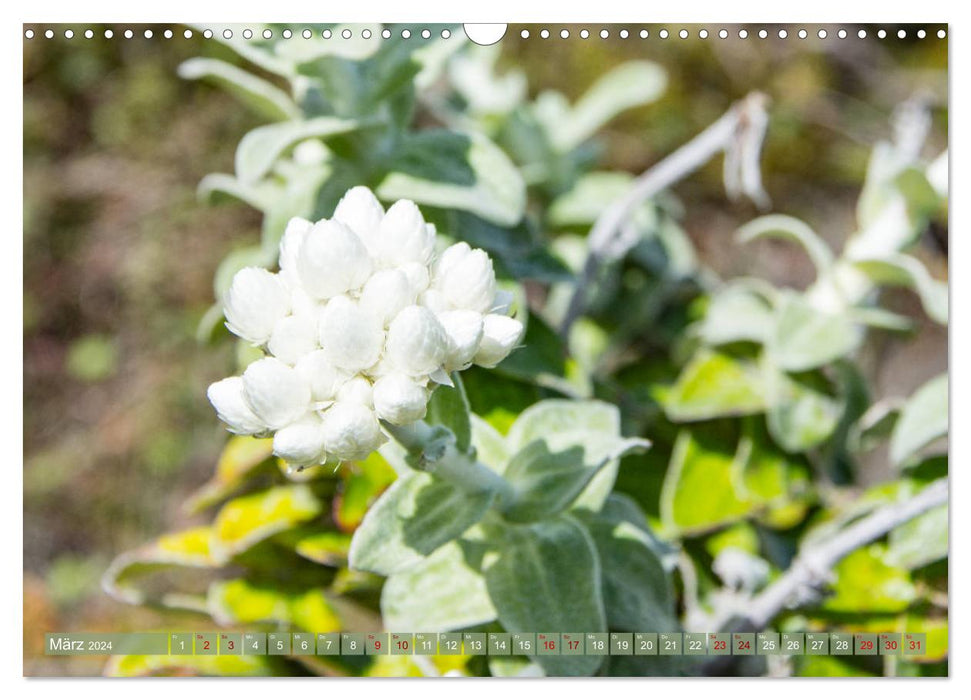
[363,29,372,39]
[441,29,451,39]
[464,23,507,46]
[640,29,649,39]
[659,29,668,39]
[302,29,312,39]
[24,29,34,39]
[164,29,173,39]
[263,29,273,39]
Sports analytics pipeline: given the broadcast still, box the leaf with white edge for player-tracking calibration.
[506,399,619,452]
[377,129,526,226]
[102,526,217,607]
[208,579,341,633]
[738,214,835,276]
[197,173,284,211]
[768,292,862,372]
[425,375,472,454]
[698,285,774,346]
[484,516,606,676]
[348,471,495,576]
[501,434,649,523]
[505,399,648,514]
[210,485,322,561]
[381,539,497,631]
[851,254,948,324]
[848,400,902,454]
[577,498,678,632]
[664,349,766,422]
[765,364,842,453]
[550,61,667,151]
[886,504,948,570]
[178,58,300,121]
[235,116,363,184]
[890,374,948,468]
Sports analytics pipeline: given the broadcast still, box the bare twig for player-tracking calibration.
[699,478,947,675]
[741,477,947,630]
[559,92,770,336]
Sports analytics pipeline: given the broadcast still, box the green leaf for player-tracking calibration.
[664,349,766,422]
[102,526,217,608]
[425,375,472,454]
[348,471,495,576]
[506,400,649,514]
[547,172,634,227]
[823,545,917,613]
[886,504,948,570]
[185,436,275,513]
[208,579,341,633]
[333,451,397,532]
[106,653,285,677]
[235,116,362,183]
[287,530,352,567]
[698,286,774,346]
[738,215,835,275]
[661,431,751,534]
[577,498,678,632]
[768,293,862,372]
[211,485,323,561]
[765,365,842,452]
[890,374,948,467]
[377,129,526,226]
[848,400,901,454]
[178,57,300,121]
[484,516,606,676]
[381,539,497,631]
[501,434,648,523]
[197,173,283,211]
[851,254,948,324]
[549,61,667,151]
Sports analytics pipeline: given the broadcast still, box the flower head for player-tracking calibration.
[208,186,523,467]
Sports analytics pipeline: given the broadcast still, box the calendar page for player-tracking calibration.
[22,20,949,679]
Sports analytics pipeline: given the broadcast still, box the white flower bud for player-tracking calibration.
[491,289,515,315]
[224,267,291,344]
[279,217,312,282]
[386,305,448,376]
[272,413,327,467]
[437,309,484,372]
[317,295,384,372]
[473,314,524,368]
[333,186,384,251]
[242,357,312,429]
[336,376,374,407]
[320,401,385,461]
[288,285,318,319]
[399,261,430,297]
[292,139,328,166]
[297,219,373,299]
[417,288,449,314]
[295,350,348,402]
[359,268,414,327]
[433,242,496,313]
[372,373,429,425]
[207,376,267,435]
[374,199,435,267]
[267,314,318,365]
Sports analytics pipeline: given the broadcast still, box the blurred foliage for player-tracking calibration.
[24,23,946,677]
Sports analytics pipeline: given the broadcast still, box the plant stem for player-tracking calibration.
[382,420,512,499]
[559,91,770,337]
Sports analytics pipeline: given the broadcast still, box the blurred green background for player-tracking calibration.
[23,24,946,675]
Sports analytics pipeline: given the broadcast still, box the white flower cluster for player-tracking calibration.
[207,186,524,467]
